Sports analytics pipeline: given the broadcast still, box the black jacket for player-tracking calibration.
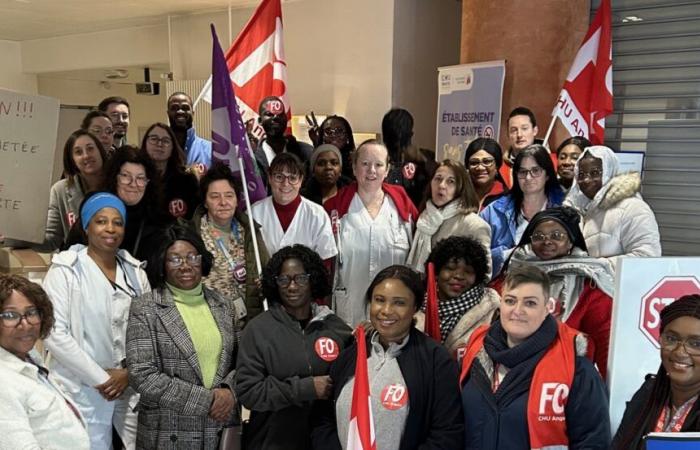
[235,304,352,450]
[311,328,464,450]
[612,375,700,449]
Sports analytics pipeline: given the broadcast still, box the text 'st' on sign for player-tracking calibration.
[639,276,700,347]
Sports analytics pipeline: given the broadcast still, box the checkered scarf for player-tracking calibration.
[423,284,485,342]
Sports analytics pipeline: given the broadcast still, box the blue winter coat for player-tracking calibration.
[479,188,564,276]
[461,352,610,449]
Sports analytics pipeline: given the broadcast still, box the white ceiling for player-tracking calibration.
[0,0,259,41]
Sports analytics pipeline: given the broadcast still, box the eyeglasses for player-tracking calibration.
[660,332,700,356]
[89,126,114,136]
[468,157,496,168]
[166,254,203,268]
[577,169,603,181]
[531,230,569,243]
[0,308,41,328]
[117,172,149,187]
[323,127,346,138]
[516,166,544,179]
[271,172,302,185]
[275,273,311,287]
[147,135,173,146]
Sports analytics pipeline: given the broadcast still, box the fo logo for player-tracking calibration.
[314,337,339,362]
[380,383,408,410]
[539,383,569,415]
[168,199,187,218]
[639,276,700,347]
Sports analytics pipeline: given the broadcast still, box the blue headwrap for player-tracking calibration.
[81,192,127,230]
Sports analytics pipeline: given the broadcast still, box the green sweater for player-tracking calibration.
[167,283,222,389]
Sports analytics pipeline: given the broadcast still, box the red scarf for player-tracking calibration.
[324,182,418,234]
[460,322,578,449]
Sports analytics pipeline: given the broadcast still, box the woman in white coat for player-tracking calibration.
[564,145,661,271]
[405,159,491,276]
[0,274,90,450]
[252,152,337,261]
[43,192,150,450]
[325,139,419,326]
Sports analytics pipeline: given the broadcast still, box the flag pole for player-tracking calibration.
[543,114,558,151]
[237,150,267,311]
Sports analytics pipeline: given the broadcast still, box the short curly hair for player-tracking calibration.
[261,245,331,305]
[0,274,54,339]
[426,236,490,286]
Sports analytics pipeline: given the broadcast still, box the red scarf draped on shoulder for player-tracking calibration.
[324,182,418,234]
[460,322,578,450]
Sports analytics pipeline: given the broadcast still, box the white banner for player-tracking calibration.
[0,89,60,242]
[435,60,505,163]
[608,257,700,433]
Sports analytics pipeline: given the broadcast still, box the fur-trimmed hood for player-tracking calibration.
[565,145,643,215]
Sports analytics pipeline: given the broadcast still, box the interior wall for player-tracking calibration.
[37,76,166,145]
[392,0,461,151]
[21,24,170,74]
[0,40,38,94]
[169,0,395,136]
[461,0,590,150]
[20,1,396,138]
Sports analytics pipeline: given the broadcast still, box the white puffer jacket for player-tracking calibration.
[565,147,662,271]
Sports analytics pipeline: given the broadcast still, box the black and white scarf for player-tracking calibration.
[423,284,485,343]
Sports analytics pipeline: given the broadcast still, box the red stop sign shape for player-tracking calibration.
[639,276,700,347]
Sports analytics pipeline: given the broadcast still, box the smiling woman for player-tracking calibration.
[311,265,464,449]
[460,265,610,449]
[613,295,700,449]
[43,192,151,450]
[324,140,419,326]
[0,274,90,450]
[235,245,352,450]
[252,152,337,262]
[126,223,242,450]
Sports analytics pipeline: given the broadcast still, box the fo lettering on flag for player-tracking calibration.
[551,0,612,145]
[196,0,290,139]
[347,326,376,450]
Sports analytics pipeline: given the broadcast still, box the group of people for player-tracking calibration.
[0,95,687,450]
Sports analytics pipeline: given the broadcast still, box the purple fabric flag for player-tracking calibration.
[210,24,268,205]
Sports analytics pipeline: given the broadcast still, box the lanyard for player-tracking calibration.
[655,396,698,432]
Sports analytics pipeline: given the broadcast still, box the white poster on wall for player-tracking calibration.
[608,257,700,434]
[435,60,506,163]
[0,89,60,242]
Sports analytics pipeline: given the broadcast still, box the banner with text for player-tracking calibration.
[0,89,60,242]
[435,60,505,162]
[608,257,700,434]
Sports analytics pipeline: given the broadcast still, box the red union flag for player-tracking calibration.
[552,0,612,144]
[347,326,376,450]
[196,0,289,138]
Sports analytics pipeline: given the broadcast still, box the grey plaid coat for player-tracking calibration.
[126,286,240,450]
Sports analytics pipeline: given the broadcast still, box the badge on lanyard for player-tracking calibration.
[232,263,247,283]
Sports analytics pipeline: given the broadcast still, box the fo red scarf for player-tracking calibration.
[460,321,578,450]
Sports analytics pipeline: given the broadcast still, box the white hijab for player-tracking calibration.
[564,145,620,214]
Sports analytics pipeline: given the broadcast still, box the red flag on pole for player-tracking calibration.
[347,326,376,450]
[425,262,441,341]
[551,0,612,145]
[195,0,290,139]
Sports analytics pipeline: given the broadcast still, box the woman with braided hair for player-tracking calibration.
[612,294,700,449]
